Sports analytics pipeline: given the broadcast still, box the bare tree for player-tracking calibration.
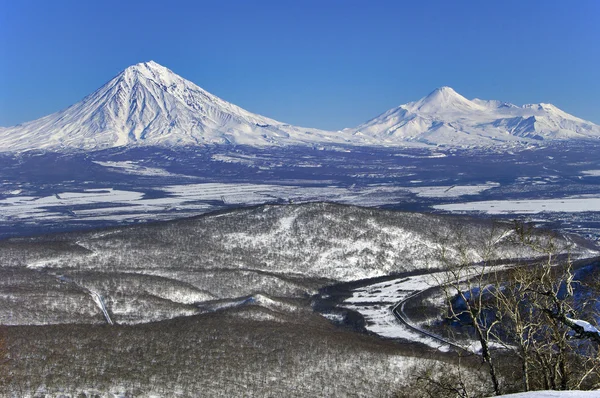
[437,220,600,393]
[0,326,10,389]
[433,219,600,394]
[395,355,490,398]
[434,222,507,396]
[498,222,600,391]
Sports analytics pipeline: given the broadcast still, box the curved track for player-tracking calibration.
[391,290,469,353]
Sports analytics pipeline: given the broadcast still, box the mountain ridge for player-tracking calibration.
[1,61,599,152]
[351,86,600,145]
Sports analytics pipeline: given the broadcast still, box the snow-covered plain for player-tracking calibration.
[92,160,193,177]
[435,197,600,214]
[581,170,600,177]
[0,182,504,226]
[408,182,499,198]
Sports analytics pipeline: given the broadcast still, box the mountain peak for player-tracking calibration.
[1,62,599,152]
[423,86,467,103]
[432,86,457,94]
[128,60,167,71]
[408,86,484,114]
[0,61,349,151]
[121,61,176,83]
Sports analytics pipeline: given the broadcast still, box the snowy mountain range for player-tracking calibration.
[0,61,599,152]
[350,86,600,146]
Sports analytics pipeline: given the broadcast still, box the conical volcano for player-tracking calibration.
[0,61,344,151]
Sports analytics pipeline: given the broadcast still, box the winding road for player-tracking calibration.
[390,290,469,352]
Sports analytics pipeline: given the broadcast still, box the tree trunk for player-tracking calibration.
[474,322,501,395]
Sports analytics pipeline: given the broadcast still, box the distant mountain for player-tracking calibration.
[0,61,351,151]
[350,86,600,146]
[1,63,599,152]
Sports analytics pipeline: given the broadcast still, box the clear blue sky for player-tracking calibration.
[1,0,598,129]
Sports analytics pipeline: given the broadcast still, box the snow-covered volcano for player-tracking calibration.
[350,86,600,146]
[0,61,350,151]
[1,62,599,152]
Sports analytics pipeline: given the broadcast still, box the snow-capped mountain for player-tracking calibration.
[1,62,598,152]
[350,86,600,146]
[0,61,352,151]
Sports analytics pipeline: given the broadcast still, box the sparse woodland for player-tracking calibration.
[0,204,599,397]
[408,221,600,396]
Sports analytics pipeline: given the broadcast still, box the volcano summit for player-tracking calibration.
[1,62,599,152]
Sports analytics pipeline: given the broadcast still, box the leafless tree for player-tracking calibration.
[494,222,600,391]
[433,222,508,396]
[435,220,600,394]
[0,326,11,390]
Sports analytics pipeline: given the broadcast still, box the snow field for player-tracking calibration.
[435,197,600,214]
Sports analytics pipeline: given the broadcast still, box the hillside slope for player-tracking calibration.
[1,203,595,325]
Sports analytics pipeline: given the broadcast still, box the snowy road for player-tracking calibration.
[338,272,460,351]
[391,290,467,352]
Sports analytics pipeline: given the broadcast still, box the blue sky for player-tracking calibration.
[1,0,598,129]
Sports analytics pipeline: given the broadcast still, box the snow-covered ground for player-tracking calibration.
[92,160,193,177]
[339,272,453,350]
[435,197,600,214]
[408,182,499,198]
[497,391,600,398]
[581,170,600,177]
[0,182,504,225]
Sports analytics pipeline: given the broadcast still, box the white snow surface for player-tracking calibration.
[0,61,354,151]
[342,273,453,349]
[497,391,600,398]
[567,318,600,335]
[408,182,499,198]
[93,160,193,177]
[0,182,492,226]
[435,197,600,214]
[1,63,599,151]
[581,170,600,177]
[350,86,600,147]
